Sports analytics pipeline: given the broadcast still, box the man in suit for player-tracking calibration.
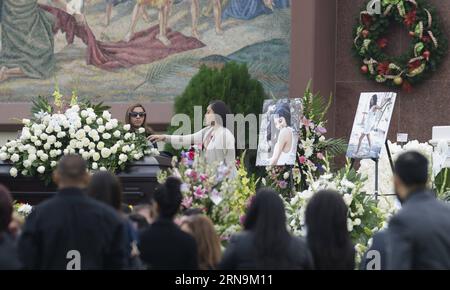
[387,151,450,270]
[138,177,198,270]
[18,155,127,270]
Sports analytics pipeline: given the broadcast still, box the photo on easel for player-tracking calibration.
[256,98,302,166]
[346,92,397,159]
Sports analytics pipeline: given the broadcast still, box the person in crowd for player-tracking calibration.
[0,185,21,270]
[125,103,154,136]
[360,230,388,270]
[88,171,142,269]
[387,151,450,270]
[305,190,355,270]
[138,176,198,269]
[219,188,313,270]
[128,213,150,231]
[18,155,127,270]
[149,100,236,177]
[180,214,221,270]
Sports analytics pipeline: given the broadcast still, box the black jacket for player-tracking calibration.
[0,232,21,270]
[138,218,198,270]
[361,230,388,270]
[387,190,450,270]
[18,187,127,270]
[219,231,313,270]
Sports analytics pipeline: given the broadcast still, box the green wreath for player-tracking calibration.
[353,0,447,91]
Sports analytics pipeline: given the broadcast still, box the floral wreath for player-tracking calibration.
[353,0,447,91]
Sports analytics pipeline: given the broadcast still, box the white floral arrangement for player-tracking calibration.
[282,158,396,265]
[357,140,434,201]
[0,93,159,183]
[14,202,33,217]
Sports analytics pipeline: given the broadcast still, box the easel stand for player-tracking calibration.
[350,140,394,200]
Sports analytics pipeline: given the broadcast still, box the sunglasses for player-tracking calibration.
[129,112,146,118]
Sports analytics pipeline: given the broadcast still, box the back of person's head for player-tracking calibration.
[305,190,355,270]
[0,184,13,233]
[54,155,89,188]
[153,177,182,219]
[209,100,232,128]
[87,171,123,211]
[394,151,429,200]
[243,188,291,269]
[181,215,221,270]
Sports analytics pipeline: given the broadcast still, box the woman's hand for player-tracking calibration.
[148,135,166,142]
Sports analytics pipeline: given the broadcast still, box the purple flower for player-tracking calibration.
[315,126,327,135]
[239,215,246,225]
[278,180,288,189]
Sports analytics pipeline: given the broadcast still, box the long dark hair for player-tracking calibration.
[209,100,232,128]
[244,188,292,269]
[305,190,355,270]
[153,177,183,219]
[88,171,123,211]
[267,101,291,142]
[125,103,153,135]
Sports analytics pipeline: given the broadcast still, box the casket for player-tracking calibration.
[0,156,172,205]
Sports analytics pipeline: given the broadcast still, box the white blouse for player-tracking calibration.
[164,126,237,175]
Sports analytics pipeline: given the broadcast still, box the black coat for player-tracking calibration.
[138,218,198,270]
[0,232,21,270]
[360,230,388,270]
[387,190,450,270]
[218,231,313,270]
[18,187,127,270]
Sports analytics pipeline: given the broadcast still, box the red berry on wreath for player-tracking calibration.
[362,30,370,38]
[423,50,431,60]
[361,65,368,74]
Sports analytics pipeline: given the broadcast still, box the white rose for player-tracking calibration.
[88,130,98,138]
[37,150,44,157]
[81,110,89,118]
[43,143,51,150]
[47,135,57,144]
[100,167,107,171]
[92,135,100,142]
[34,129,42,136]
[343,194,353,207]
[30,136,38,143]
[55,142,62,148]
[68,128,76,135]
[89,142,96,150]
[353,218,361,226]
[79,149,85,154]
[101,148,111,158]
[124,133,132,140]
[74,121,82,129]
[49,150,57,158]
[92,152,101,161]
[119,154,128,163]
[83,125,91,132]
[40,133,48,141]
[123,124,131,131]
[7,147,15,153]
[75,141,83,149]
[138,127,146,134]
[45,126,54,134]
[0,152,8,160]
[81,151,90,160]
[97,126,105,133]
[130,144,135,150]
[23,160,32,168]
[22,119,31,125]
[75,129,86,140]
[28,154,37,162]
[97,142,105,150]
[69,148,76,154]
[86,117,93,125]
[96,118,103,125]
[10,153,20,162]
[134,153,142,160]
[62,120,70,128]
[51,161,57,168]
[69,140,77,148]
[9,167,18,177]
[102,111,111,120]
[102,133,111,140]
[347,218,354,232]
[54,126,62,133]
[56,149,62,156]
[37,166,45,174]
[110,145,118,154]
[63,149,69,155]
[40,154,49,162]
[319,136,326,142]
[21,170,28,176]
[57,132,66,138]
[121,145,130,153]
[82,138,90,147]
[92,162,98,170]
[105,122,113,131]
[113,130,121,138]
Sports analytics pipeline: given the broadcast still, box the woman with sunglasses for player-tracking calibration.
[148,100,236,177]
[125,104,161,150]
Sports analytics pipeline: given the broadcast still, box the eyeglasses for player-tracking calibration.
[129,112,146,118]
